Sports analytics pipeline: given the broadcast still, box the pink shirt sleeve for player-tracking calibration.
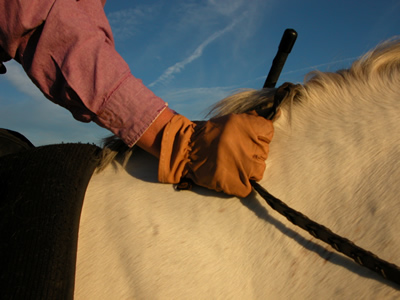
[0,0,167,147]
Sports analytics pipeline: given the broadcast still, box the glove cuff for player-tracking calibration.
[158,115,195,183]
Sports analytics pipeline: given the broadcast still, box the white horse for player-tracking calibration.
[75,39,400,299]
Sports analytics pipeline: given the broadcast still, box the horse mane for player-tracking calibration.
[97,135,135,171]
[211,37,400,116]
[98,38,400,172]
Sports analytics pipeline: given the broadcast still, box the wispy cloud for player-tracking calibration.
[5,61,44,101]
[251,56,361,85]
[107,6,158,41]
[149,17,242,88]
[1,61,108,146]
[282,56,360,76]
[207,0,246,16]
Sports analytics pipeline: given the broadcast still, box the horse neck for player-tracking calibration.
[261,70,400,232]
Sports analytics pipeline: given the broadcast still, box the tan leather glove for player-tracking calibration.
[158,111,274,197]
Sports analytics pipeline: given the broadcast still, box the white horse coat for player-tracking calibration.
[75,40,400,299]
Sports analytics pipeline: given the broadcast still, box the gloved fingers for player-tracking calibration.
[213,170,253,198]
[252,119,274,143]
[239,113,274,147]
[248,159,266,182]
[251,134,270,160]
[257,135,272,144]
[226,181,253,198]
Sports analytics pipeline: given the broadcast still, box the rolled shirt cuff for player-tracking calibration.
[94,74,168,147]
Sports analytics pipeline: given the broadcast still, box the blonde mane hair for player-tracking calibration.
[98,38,400,171]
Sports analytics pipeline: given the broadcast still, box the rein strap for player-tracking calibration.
[251,181,400,286]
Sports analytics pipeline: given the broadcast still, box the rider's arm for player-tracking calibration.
[0,0,168,147]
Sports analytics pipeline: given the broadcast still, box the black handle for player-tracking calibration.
[263,29,297,89]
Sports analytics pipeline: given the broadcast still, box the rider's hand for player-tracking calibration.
[158,111,274,197]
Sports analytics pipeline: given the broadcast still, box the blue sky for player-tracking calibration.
[0,0,399,146]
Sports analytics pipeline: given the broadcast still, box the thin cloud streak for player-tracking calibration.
[107,6,157,41]
[5,61,44,101]
[149,18,242,88]
[282,56,359,75]
[253,56,361,84]
[282,56,360,76]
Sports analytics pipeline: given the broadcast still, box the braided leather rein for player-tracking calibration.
[251,181,400,286]
[253,74,400,286]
